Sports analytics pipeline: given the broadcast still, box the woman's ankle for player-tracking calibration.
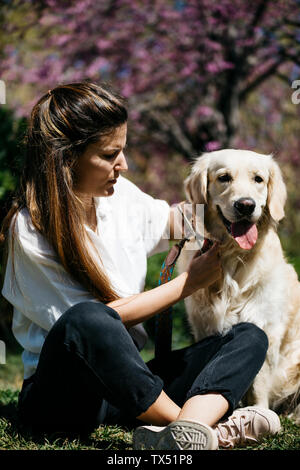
[136,390,181,426]
[177,393,229,427]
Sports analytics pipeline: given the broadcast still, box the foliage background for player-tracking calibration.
[0,0,300,392]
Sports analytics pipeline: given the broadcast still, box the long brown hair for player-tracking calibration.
[1,82,128,304]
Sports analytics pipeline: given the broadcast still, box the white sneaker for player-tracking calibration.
[214,406,281,448]
[133,419,219,450]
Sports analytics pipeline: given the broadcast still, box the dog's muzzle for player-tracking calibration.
[217,205,258,251]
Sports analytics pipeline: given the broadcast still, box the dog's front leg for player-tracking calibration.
[245,361,271,409]
[245,335,281,409]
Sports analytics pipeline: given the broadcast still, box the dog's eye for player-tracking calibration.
[218,174,232,183]
[254,175,264,183]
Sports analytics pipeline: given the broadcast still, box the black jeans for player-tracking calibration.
[17,301,268,434]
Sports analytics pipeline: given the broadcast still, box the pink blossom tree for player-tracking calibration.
[1,0,299,160]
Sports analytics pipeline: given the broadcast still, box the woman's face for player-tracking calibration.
[73,123,128,197]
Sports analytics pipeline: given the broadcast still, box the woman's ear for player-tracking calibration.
[184,154,209,204]
[267,157,287,222]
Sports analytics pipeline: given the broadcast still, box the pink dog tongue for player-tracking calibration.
[231,221,258,250]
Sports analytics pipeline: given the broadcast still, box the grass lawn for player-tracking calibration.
[0,253,300,451]
[0,382,299,451]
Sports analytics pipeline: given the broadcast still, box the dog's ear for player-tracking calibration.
[267,157,287,222]
[184,155,209,204]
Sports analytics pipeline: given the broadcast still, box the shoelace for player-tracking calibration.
[215,413,258,448]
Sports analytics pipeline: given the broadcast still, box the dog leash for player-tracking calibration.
[154,237,189,361]
[154,205,213,361]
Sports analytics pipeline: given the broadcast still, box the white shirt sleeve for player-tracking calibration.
[1,211,98,332]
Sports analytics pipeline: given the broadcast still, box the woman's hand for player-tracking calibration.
[108,242,222,328]
[184,242,222,295]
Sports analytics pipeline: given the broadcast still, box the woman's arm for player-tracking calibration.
[107,271,189,328]
[107,242,221,328]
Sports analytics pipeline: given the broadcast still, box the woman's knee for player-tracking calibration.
[232,322,269,358]
[54,301,122,339]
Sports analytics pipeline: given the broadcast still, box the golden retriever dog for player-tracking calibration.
[176,149,300,422]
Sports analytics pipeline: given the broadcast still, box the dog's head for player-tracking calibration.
[185,149,287,250]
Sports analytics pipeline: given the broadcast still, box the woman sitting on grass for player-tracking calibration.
[0,82,280,450]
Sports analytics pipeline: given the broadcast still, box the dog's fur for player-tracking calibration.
[177,149,300,422]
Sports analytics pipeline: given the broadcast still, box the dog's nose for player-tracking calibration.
[234,198,256,217]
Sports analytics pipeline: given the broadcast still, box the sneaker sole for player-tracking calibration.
[133,420,219,450]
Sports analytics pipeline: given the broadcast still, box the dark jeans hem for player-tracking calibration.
[131,377,165,419]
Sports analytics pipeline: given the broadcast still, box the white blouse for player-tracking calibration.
[1,175,170,379]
